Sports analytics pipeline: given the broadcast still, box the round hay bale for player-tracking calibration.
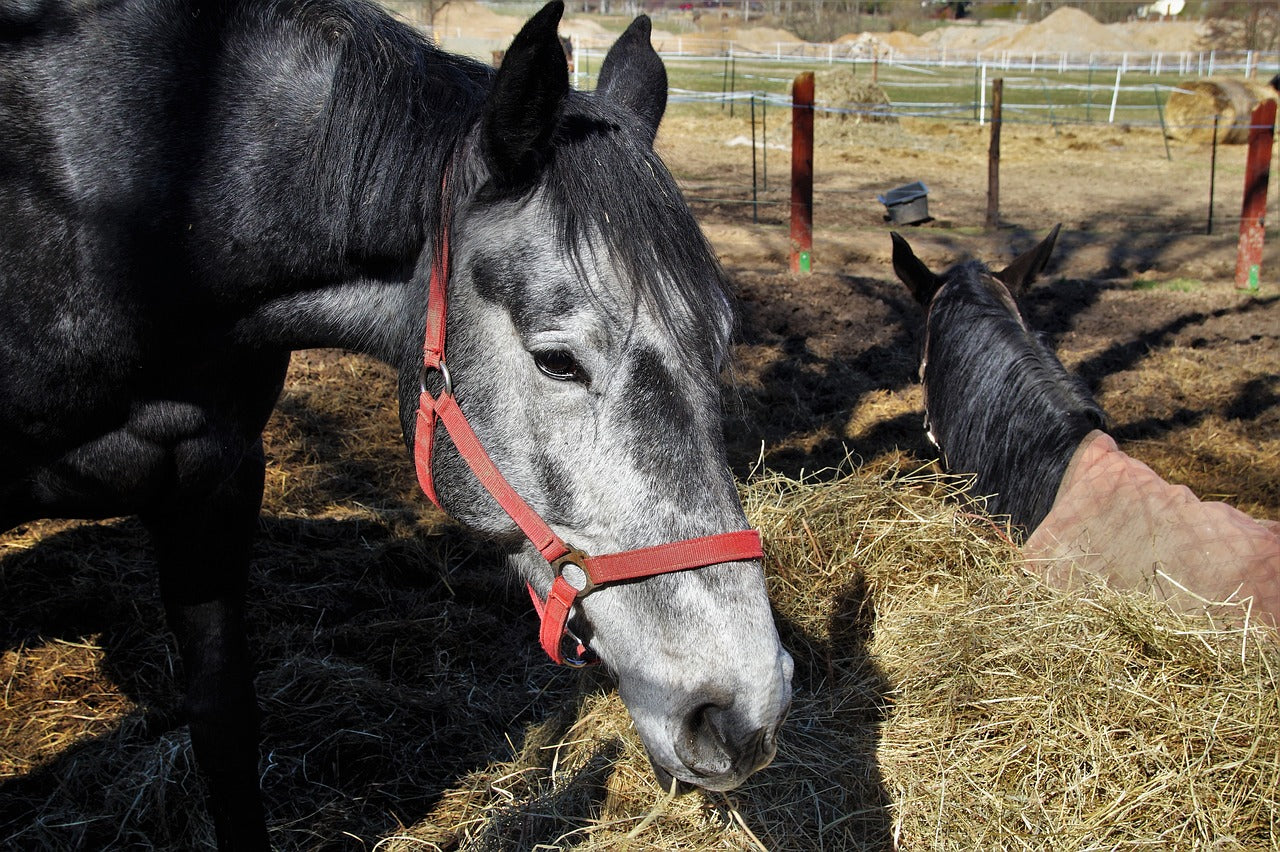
[1165,78,1278,143]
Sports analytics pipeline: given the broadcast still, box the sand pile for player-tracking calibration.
[913,9,1205,57]
[718,24,804,48]
[394,3,1209,59]
[422,0,523,39]
[878,29,929,51]
[1113,18,1211,51]
[984,7,1132,54]
[918,19,1022,53]
[642,22,802,55]
[835,29,928,55]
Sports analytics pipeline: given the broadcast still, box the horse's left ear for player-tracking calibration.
[483,0,569,187]
[995,223,1062,295]
[595,15,667,144]
[891,231,942,306]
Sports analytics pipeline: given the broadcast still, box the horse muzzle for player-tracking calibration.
[640,648,793,793]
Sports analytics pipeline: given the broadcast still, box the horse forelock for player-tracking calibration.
[923,263,1104,532]
[537,94,735,368]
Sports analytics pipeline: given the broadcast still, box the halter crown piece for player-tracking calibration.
[412,175,764,666]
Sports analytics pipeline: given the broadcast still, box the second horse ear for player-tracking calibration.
[995,224,1062,296]
[891,232,942,306]
[595,15,667,144]
[482,1,569,188]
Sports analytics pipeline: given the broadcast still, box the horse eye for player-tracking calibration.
[533,349,587,383]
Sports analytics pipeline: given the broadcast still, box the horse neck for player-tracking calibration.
[925,290,1102,533]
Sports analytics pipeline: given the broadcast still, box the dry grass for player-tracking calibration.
[1070,335,1280,520]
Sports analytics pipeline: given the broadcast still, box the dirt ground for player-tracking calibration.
[2,46,1278,852]
[657,111,1279,519]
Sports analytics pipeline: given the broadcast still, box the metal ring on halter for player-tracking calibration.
[552,547,595,597]
[419,359,453,397]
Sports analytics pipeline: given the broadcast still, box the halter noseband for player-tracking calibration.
[412,177,763,666]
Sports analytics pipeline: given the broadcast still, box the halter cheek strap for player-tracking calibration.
[413,178,764,666]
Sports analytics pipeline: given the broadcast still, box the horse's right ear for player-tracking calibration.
[891,232,942,306]
[482,1,569,188]
[995,223,1061,295]
[596,15,667,144]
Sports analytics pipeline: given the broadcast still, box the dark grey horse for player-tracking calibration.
[0,1,793,846]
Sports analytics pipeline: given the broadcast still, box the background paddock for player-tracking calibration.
[3,3,1278,848]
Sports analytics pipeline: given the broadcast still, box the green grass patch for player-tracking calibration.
[1133,277,1205,292]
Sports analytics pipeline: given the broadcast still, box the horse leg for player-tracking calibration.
[145,445,269,851]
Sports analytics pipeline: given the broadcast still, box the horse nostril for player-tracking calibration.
[675,703,731,778]
[676,702,778,782]
[755,723,778,768]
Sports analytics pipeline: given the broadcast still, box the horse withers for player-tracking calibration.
[0,1,792,846]
[891,227,1280,628]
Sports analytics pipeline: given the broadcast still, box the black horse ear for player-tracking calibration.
[483,1,569,187]
[595,15,667,144]
[891,231,942,306]
[995,223,1061,295]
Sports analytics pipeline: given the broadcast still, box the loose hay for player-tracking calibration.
[816,69,896,126]
[382,461,1280,850]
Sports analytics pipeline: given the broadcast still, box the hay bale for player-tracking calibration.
[816,68,896,125]
[1165,78,1278,143]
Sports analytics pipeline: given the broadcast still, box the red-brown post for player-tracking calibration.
[985,77,1003,230]
[790,72,815,275]
[1235,98,1276,290]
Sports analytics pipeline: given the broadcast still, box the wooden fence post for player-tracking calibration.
[986,78,1003,230]
[791,72,814,274]
[1235,99,1276,290]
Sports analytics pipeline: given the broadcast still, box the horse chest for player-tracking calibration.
[3,397,244,521]
[1,333,287,525]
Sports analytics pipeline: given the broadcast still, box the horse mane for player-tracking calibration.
[269,0,492,259]
[924,263,1105,534]
[249,0,730,359]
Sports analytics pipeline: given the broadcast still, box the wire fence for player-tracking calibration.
[567,41,1278,132]
[423,17,1275,248]
[651,72,1277,236]
[644,41,1267,79]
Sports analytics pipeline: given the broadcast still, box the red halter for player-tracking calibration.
[412,185,763,666]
